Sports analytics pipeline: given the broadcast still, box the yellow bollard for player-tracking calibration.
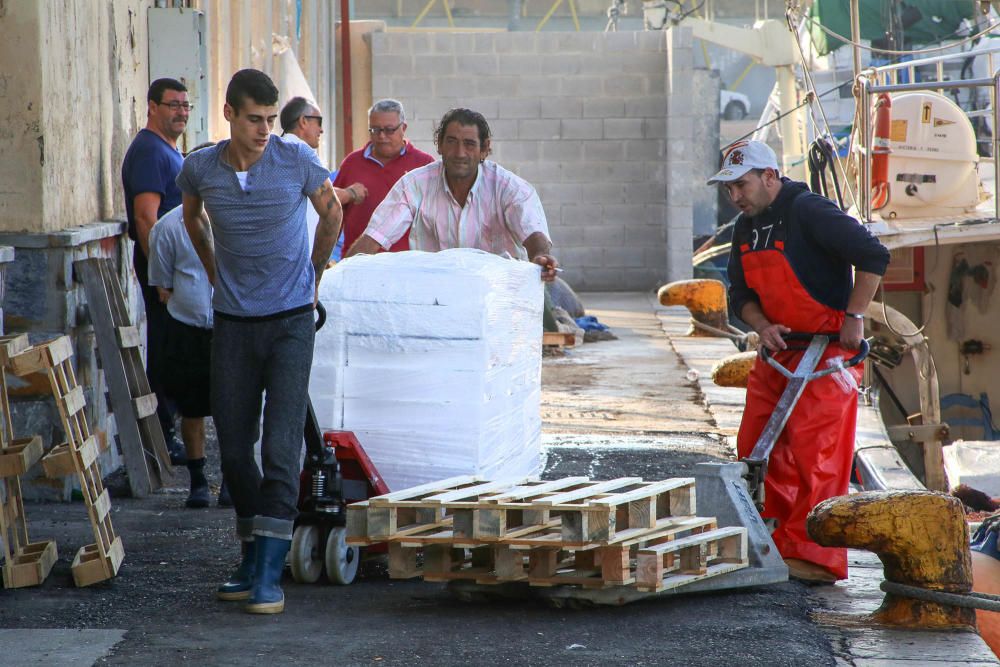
[711,351,757,388]
[807,490,975,629]
[657,279,730,337]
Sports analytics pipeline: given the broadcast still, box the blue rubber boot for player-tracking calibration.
[217,540,256,601]
[245,535,291,614]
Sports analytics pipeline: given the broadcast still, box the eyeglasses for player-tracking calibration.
[158,101,193,111]
[368,123,402,136]
[303,115,323,127]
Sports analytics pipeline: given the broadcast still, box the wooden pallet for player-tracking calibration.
[351,476,697,548]
[392,515,724,588]
[7,336,124,586]
[543,332,576,348]
[0,334,57,588]
[349,476,747,594]
[75,257,171,497]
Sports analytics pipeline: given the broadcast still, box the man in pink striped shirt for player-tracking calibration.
[347,108,559,282]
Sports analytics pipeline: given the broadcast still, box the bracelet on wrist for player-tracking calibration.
[845,312,865,320]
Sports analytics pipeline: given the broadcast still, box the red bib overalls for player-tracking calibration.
[736,239,862,580]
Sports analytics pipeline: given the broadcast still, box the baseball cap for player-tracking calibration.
[706,140,780,185]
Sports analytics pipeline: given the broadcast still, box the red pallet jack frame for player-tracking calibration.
[289,305,390,585]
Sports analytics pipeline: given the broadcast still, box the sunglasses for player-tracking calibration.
[303,115,323,127]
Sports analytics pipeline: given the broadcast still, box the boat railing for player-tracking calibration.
[855,69,1000,223]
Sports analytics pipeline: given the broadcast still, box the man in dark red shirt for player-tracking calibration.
[333,99,434,253]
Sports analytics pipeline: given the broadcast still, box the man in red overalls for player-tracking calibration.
[709,140,890,583]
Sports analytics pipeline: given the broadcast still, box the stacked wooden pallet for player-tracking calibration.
[6,335,124,587]
[0,334,57,588]
[347,475,748,593]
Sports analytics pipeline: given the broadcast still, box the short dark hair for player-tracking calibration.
[186,141,216,157]
[280,96,315,134]
[225,69,279,113]
[148,78,187,104]
[435,108,491,148]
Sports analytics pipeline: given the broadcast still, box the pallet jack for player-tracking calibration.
[288,304,389,585]
[452,332,870,605]
[740,333,870,513]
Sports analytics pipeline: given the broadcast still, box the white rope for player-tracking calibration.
[690,320,760,349]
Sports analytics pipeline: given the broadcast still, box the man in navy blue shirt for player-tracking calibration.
[121,78,190,467]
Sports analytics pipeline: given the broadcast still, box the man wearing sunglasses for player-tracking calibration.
[122,77,192,469]
[280,97,367,261]
[333,98,434,254]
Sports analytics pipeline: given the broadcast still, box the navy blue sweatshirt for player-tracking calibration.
[726,179,891,318]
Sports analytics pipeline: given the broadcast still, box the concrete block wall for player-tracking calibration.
[370,27,716,290]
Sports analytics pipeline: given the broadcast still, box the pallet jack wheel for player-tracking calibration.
[290,525,324,584]
[325,527,359,585]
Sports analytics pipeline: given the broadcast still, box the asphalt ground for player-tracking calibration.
[1,449,833,667]
[0,293,837,665]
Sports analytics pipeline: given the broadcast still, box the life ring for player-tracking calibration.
[871,93,892,210]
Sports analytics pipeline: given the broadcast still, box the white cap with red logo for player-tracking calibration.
[706,140,780,185]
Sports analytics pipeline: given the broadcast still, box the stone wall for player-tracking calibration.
[0,223,130,500]
[370,27,717,290]
[0,1,148,235]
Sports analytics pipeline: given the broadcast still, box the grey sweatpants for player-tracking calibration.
[211,310,315,541]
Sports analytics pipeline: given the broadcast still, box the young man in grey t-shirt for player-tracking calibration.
[177,69,343,615]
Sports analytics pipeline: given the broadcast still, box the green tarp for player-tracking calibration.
[809,1,977,56]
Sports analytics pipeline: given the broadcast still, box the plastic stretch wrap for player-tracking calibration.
[310,249,544,491]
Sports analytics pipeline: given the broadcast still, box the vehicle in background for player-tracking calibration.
[721,89,751,120]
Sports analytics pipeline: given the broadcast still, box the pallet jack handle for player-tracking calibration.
[760,333,869,381]
[743,333,870,513]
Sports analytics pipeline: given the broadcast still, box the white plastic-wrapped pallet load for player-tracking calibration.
[310,249,544,491]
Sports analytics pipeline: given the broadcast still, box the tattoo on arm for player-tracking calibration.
[309,180,343,283]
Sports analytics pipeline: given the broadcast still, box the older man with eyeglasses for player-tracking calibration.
[333,98,434,254]
[121,77,192,470]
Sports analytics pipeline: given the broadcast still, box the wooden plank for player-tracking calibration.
[42,435,101,479]
[345,502,370,544]
[61,385,86,417]
[532,477,644,506]
[0,334,29,365]
[132,393,158,420]
[589,478,695,507]
[6,337,72,377]
[543,331,576,347]
[41,444,77,478]
[387,543,420,579]
[479,477,590,503]
[635,527,748,591]
[0,435,43,477]
[637,526,746,556]
[2,540,58,589]
[422,478,531,504]
[92,489,112,523]
[75,258,158,497]
[116,326,141,348]
[368,475,480,505]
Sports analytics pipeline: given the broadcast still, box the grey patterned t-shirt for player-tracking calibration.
[176,135,329,317]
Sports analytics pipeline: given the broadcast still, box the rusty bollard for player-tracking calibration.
[807,490,974,628]
[710,351,757,388]
[657,279,729,337]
